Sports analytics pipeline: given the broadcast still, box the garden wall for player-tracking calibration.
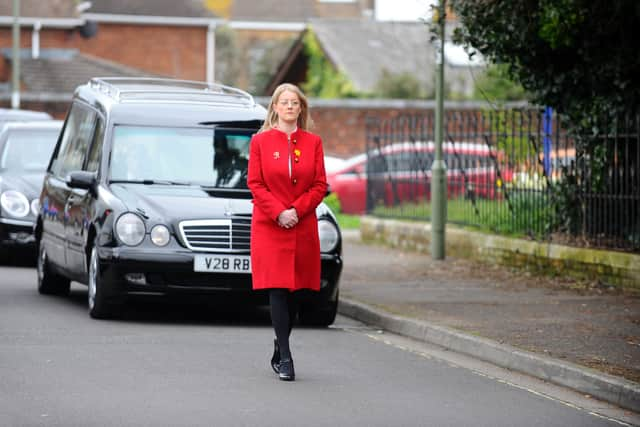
[360,216,640,290]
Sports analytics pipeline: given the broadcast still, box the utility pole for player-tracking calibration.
[11,0,20,109]
[430,0,447,259]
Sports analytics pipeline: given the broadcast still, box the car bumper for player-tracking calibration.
[0,218,36,248]
[97,246,342,305]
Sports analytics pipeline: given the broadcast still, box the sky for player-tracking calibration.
[374,0,483,66]
[375,0,436,22]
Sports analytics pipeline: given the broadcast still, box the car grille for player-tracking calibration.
[178,215,251,253]
[149,272,253,290]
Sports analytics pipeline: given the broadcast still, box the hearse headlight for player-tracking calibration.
[31,199,40,216]
[0,190,30,218]
[318,219,339,253]
[115,213,146,246]
[150,224,170,247]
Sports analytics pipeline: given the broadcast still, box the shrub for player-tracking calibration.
[323,192,342,214]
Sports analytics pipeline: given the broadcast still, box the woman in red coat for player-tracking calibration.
[247,83,327,381]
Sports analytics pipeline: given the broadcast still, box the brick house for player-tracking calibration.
[82,0,220,82]
[0,0,221,110]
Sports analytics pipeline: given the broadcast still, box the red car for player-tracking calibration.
[327,142,512,214]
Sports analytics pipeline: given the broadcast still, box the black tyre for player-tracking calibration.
[299,293,338,327]
[36,242,70,296]
[88,244,121,319]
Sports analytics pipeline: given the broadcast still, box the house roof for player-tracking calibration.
[266,19,483,97]
[230,0,316,22]
[0,0,79,18]
[86,0,216,18]
[309,19,434,93]
[2,49,156,96]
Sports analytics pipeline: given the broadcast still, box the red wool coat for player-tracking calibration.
[247,128,328,291]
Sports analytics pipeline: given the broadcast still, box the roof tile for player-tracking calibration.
[0,0,79,18]
[87,0,216,18]
[3,49,156,94]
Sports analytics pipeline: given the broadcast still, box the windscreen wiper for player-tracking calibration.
[109,179,192,186]
[200,186,253,199]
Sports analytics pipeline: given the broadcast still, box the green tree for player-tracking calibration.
[450,0,640,118]
[450,0,640,244]
[473,63,528,102]
[301,29,359,98]
[374,69,430,99]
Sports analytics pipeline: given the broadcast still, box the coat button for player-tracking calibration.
[294,158,299,163]
[293,139,297,144]
[292,178,297,184]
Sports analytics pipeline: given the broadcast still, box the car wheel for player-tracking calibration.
[88,245,120,319]
[299,292,338,327]
[36,242,70,296]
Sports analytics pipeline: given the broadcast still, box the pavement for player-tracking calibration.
[337,229,640,414]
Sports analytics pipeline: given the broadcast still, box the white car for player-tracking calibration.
[324,155,346,174]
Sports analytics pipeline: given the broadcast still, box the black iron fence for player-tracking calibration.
[364,110,640,252]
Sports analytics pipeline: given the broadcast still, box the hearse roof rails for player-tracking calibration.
[88,77,256,107]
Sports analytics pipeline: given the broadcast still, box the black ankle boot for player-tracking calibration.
[279,358,295,381]
[271,339,280,374]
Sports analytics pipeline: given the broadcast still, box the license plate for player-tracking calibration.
[194,254,251,273]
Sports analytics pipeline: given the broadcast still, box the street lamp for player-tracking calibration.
[431,0,447,259]
[11,0,20,109]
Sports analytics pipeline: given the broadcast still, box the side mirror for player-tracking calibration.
[67,171,97,194]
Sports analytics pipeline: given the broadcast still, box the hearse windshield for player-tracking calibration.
[109,126,256,189]
[0,129,59,172]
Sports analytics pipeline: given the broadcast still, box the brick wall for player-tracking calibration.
[72,24,208,81]
[0,24,208,81]
[311,105,426,158]
[285,100,509,159]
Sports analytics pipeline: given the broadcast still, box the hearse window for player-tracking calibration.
[85,117,105,173]
[0,129,59,172]
[52,103,97,178]
[109,126,254,189]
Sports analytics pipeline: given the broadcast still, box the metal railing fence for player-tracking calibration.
[365,110,640,252]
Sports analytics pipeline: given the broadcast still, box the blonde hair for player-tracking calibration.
[260,83,314,132]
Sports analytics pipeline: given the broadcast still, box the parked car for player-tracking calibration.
[36,77,342,325]
[327,141,512,214]
[324,155,346,174]
[0,108,52,128]
[0,121,63,262]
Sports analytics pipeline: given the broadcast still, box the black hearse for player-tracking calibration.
[36,78,342,324]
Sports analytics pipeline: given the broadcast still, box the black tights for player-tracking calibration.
[269,289,298,360]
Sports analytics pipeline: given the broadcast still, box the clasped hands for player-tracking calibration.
[277,208,298,229]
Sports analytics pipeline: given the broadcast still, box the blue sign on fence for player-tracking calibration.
[543,107,553,177]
